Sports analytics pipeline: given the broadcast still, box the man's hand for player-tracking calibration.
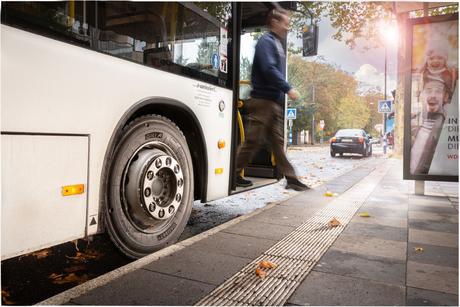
[288,89,299,101]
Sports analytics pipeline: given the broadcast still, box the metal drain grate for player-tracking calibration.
[197,163,390,306]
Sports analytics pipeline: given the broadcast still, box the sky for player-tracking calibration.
[313,16,398,97]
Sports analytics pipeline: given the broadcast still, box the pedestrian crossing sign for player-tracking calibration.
[287,108,297,120]
[378,100,393,113]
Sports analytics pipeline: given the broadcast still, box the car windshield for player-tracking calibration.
[335,129,363,137]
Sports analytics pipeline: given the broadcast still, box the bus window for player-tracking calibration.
[1,1,232,88]
[98,2,231,86]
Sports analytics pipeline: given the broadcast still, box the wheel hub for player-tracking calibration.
[125,146,184,226]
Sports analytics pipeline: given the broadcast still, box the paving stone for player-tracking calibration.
[187,231,276,259]
[408,243,458,268]
[408,204,458,214]
[142,248,251,285]
[409,196,453,206]
[248,207,312,228]
[314,249,406,285]
[287,271,405,306]
[331,233,406,261]
[351,215,407,228]
[407,287,459,306]
[407,261,458,295]
[367,195,409,205]
[409,219,458,234]
[343,221,407,242]
[272,201,323,216]
[222,219,295,241]
[409,229,458,248]
[409,210,458,224]
[352,205,408,218]
[71,269,214,305]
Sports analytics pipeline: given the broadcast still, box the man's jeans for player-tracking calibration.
[236,98,296,179]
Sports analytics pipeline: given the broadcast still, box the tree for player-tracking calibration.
[336,96,370,129]
[290,2,393,51]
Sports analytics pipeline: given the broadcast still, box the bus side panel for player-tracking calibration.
[1,25,233,243]
[1,134,89,260]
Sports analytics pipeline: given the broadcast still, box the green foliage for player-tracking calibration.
[290,1,393,51]
[288,55,382,137]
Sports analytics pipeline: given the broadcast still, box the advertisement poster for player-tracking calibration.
[405,14,458,181]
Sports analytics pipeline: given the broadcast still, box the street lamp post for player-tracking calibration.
[383,46,387,136]
[311,84,315,145]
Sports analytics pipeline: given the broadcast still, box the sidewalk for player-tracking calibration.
[40,159,458,306]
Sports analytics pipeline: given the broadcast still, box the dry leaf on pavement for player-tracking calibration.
[358,212,370,217]
[328,218,341,227]
[258,260,278,269]
[414,247,424,253]
[255,268,267,279]
[324,191,334,197]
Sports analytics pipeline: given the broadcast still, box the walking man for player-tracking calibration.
[236,8,309,191]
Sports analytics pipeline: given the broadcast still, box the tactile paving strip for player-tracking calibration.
[197,163,390,306]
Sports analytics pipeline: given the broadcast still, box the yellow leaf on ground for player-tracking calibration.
[328,218,341,227]
[258,260,278,269]
[255,268,267,279]
[358,212,370,217]
[415,247,424,252]
[324,191,334,197]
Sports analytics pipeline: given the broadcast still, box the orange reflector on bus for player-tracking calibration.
[217,140,225,149]
[62,184,85,196]
[215,168,224,175]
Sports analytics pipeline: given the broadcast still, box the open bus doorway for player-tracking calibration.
[230,2,291,194]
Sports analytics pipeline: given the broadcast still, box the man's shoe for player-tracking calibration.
[286,178,310,191]
[236,176,253,187]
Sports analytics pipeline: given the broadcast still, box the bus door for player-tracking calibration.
[230,2,291,193]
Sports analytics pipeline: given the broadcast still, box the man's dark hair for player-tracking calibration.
[266,8,289,26]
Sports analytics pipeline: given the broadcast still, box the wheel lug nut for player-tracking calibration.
[166,157,171,166]
[159,209,165,218]
[147,171,154,180]
[149,203,155,212]
[174,165,180,174]
[144,188,151,197]
[175,194,182,202]
[168,206,175,214]
[155,159,162,168]
[177,178,183,187]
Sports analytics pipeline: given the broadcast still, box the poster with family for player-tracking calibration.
[407,14,458,180]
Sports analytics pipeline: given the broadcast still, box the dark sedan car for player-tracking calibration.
[330,129,373,157]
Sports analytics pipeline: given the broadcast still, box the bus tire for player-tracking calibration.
[106,115,193,259]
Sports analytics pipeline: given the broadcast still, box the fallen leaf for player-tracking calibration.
[49,272,89,285]
[414,247,424,253]
[358,212,370,217]
[65,251,102,262]
[258,260,278,269]
[324,191,334,197]
[255,268,267,279]
[2,289,16,305]
[64,265,86,273]
[30,249,52,259]
[328,218,341,227]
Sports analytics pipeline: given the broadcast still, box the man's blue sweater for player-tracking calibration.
[251,32,292,105]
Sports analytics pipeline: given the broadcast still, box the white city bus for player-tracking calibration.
[1,1,300,259]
